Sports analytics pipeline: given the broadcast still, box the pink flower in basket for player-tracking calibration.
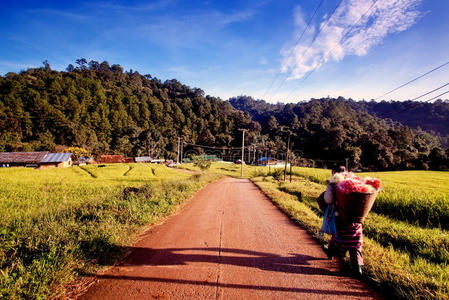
[336,173,381,194]
[365,177,382,190]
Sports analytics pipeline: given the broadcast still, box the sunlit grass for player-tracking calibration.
[252,176,449,299]
[186,163,449,298]
[0,164,219,299]
[291,167,449,229]
[278,176,449,264]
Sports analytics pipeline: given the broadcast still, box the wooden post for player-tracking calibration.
[284,132,290,181]
[239,129,246,177]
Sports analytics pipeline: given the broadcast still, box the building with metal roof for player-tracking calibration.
[39,152,73,168]
[134,156,153,163]
[257,157,277,166]
[0,152,49,167]
[0,152,73,168]
[100,155,125,163]
[41,153,72,163]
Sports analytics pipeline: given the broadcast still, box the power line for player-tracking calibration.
[379,82,449,118]
[270,0,344,99]
[183,142,251,150]
[381,89,449,119]
[374,61,449,100]
[262,0,325,98]
[284,0,379,100]
[423,90,449,102]
[409,83,449,101]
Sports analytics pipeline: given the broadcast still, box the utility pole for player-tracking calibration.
[177,137,180,164]
[289,158,293,183]
[253,145,256,165]
[280,127,295,182]
[180,138,183,164]
[284,131,291,181]
[238,129,247,177]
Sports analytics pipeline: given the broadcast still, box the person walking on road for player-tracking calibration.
[322,165,364,276]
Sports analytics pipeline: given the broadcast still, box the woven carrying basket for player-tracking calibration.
[336,189,377,224]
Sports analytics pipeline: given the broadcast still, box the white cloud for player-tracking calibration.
[281,0,422,79]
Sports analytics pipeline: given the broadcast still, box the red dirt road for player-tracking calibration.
[79,177,381,299]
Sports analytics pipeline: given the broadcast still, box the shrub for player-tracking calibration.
[271,168,284,181]
[193,158,212,170]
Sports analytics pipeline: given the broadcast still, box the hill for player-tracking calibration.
[0,60,447,170]
[0,60,259,158]
[229,96,448,170]
[350,100,449,146]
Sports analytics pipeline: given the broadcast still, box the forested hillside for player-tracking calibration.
[0,60,259,158]
[350,100,449,146]
[229,96,448,170]
[0,60,448,170]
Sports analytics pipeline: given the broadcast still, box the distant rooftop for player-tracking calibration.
[41,153,72,163]
[135,156,153,162]
[0,152,48,164]
[258,157,276,161]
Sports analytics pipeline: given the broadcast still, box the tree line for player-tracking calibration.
[229,96,449,170]
[0,60,258,159]
[0,59,448,170]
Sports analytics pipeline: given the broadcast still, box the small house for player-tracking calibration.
[0,152,73,168]
[258,157,277,166]
[0,152,49,168]
[135,156,153,163]
[74,157,95,166]
[150,159,165,164]
[100,155,125,163]
[40,153,73,168]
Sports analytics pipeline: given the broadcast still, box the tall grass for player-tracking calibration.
[278,178,449,265]
[202,164,449,298]
[0,164,221,299]
[291,167,449,229]
[252,177,449,299]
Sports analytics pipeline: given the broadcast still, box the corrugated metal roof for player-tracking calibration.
[0,152,49,163]
[258,157,276,161]
[135,156,153,162]
[41,153,72,163]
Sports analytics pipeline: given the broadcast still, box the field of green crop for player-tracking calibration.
[2,161,448,299]
[0,164,220,299]
[181,162,449,298]
[250,166,449,299]
[291,168,449,229]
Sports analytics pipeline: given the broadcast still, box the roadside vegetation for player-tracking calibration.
[292,168,449,229]
[2,161,448,299]
[189,162,449,299]
[0,164,221,299]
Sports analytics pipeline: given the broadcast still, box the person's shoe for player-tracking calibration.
[322,244,333,259]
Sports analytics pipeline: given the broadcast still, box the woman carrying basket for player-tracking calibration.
[322,165,364,276]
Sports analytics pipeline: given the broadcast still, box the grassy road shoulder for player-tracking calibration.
[0,165,221,299]
[251,176,449,299]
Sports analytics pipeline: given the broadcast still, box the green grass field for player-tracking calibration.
[2,161,448,299]
[0,164,220,299]
[180,162,449,298]
[248,166,449,299]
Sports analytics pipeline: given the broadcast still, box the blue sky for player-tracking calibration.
[1,0,448,103]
